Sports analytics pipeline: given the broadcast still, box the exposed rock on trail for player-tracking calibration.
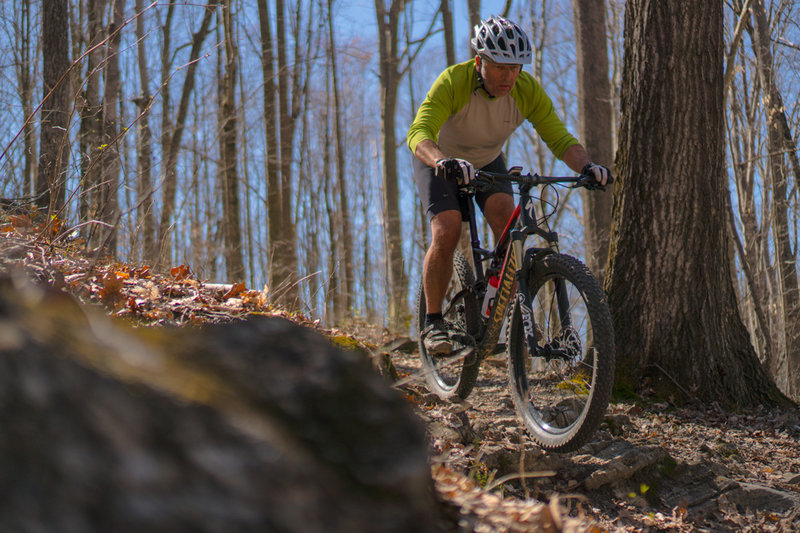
[0,278,443,532]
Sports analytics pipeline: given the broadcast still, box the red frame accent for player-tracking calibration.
[494,205,520,254]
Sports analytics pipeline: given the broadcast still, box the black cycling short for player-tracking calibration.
[413,153,513,219]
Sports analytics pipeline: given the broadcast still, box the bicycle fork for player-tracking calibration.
[518,247,575,358]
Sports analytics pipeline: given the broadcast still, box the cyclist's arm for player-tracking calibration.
[560,144,592,174]
[414,139,447,168]
[407,74,454,159]
[408,60,475,161]
[514,74,580,159]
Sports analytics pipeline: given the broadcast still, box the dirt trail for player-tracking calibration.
[388,342,800,532]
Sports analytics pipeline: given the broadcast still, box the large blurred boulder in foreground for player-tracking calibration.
[0,276,442,532]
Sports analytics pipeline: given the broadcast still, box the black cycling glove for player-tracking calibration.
[435,158,475,186]
[581,163,612,187]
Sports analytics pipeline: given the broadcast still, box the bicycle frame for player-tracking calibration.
[420,168,614,450]
[461,171,581,362]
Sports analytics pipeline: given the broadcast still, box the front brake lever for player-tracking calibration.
[469,175,494,193]
[474,180,493,192]
[572,176,606,191]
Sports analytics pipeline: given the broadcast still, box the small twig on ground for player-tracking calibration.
[649,362,699,402]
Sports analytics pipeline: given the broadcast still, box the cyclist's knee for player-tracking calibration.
[430,210,462,249]
[484,193,515,237]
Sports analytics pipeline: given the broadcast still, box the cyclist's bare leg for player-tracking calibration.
[423,209,462,314]
[483,192,516,241]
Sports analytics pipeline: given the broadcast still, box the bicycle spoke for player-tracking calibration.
[417,251,481,399]
[508,254,614,452]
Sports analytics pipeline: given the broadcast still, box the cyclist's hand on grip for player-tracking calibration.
[436,158,475,186]
[580,163,612,189]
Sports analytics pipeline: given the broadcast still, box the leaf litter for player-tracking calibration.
[1,218,799,532]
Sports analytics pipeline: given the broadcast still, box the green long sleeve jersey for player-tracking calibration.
[407,58,579,169]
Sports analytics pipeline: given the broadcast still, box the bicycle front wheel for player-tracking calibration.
[416,250,481,400]
[507,253,615,452]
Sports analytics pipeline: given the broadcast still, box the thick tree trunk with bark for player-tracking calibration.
[572,0,614,283]
[37,0,71,213]
[605,0,787,408]
[375,0,409,329]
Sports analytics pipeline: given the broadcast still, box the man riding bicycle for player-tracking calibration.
[407,15,611,355]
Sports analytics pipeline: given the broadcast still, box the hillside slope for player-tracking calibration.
[1,218,798,532]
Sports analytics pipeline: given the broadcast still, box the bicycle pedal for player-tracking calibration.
[448,330,476,347]
[451,346,477,364]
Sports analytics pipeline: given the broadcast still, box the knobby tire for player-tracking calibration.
[417,251,481,400]
[507,253,615,452]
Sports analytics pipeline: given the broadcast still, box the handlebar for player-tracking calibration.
[472,169,613,191]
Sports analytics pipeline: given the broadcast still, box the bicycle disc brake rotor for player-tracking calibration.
[526,278,595,433]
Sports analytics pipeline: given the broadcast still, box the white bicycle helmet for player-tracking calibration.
[471,15,532,65]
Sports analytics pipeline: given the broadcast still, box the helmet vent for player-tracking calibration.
[470,15,532,65]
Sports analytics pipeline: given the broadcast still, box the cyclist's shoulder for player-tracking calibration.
[511,72,554,117]
[510,71,546,100]
[433,59,478,92]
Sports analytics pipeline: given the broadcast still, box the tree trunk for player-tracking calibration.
[605,0,787,408]
[134,0,156,263]
[17,0,36,197]
[256,0,284,304]
[295,74,317,315]
[327,0,353,320]
[323,99,339,323]
[273,0,303,307]
[322,20,341,323]
[727,77,775,371]
[466,0,480,56]
[438,0,472,266]
[96,0,125,255]
[572,0,614,283]
[441,0,455,66]
[375,0,409,329]
[159,1,175,215]
[749,0,800,400]
[37,0,71,214]
[79,0,107,240]
[528,2,550,171]
[157,1,218,266]
[219,0,244,282]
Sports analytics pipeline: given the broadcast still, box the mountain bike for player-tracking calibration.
[416,166,615,452]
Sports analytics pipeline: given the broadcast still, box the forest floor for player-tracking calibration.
[1,214,799,532]
[385,340,800,532]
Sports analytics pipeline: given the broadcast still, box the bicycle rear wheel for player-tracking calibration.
[416,250,481,400]
[507,253,615,452]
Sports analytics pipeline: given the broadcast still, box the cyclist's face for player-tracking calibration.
[477,56,522,97]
